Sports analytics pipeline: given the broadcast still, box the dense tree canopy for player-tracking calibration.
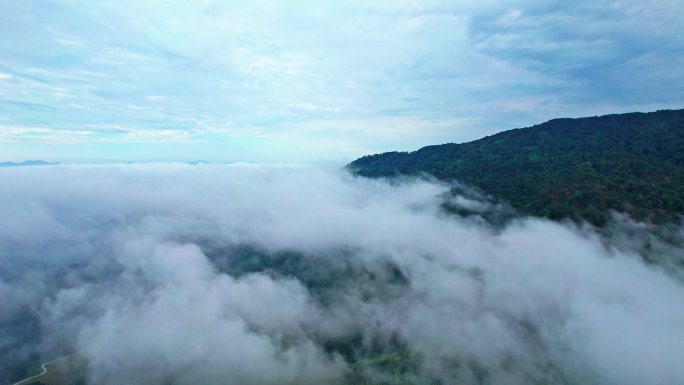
[348,109,684,225]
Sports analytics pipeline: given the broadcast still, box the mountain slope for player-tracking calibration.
[348,109,684,224]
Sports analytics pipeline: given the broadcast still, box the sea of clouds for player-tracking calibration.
[1,164,683,385]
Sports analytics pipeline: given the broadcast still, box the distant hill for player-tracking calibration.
[0,160,57,167]
[186,160,209,165]
[348,109,684,224]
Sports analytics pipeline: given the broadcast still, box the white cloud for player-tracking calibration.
[145,95,167,102]
[0,0,682,160]
[0,164,683,384]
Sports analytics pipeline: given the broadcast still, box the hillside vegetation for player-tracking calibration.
[348,109,684,224]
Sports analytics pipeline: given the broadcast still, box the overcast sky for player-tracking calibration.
[1,0,683,162]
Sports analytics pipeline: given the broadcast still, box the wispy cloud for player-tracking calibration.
[0,0,682,161]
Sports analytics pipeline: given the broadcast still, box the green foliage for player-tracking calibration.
[348,109,684,225]
[348,350,422,385]
[24,362,44,378]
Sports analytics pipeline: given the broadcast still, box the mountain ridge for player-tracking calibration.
[0,160,58,167]
[348,108,684,224]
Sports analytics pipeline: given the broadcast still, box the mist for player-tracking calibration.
[1,164,683,385]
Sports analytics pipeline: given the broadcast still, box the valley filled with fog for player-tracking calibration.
[2,164,684,385]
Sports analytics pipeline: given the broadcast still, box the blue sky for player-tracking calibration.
[0,0,683,162]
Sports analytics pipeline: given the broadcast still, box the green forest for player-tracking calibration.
[348,109,684,225]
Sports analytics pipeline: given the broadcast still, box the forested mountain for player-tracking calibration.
[348,109,684,224]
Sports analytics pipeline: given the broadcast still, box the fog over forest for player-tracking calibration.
[1,164,683,385]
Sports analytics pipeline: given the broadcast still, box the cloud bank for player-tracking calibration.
[1,164,684,385]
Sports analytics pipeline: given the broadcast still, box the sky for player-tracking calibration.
[0,0,683,163]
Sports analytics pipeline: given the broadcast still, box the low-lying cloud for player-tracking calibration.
[1,164,683,385]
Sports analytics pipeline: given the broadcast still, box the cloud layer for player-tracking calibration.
[1,1,683,161]
[1,164,684,385]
